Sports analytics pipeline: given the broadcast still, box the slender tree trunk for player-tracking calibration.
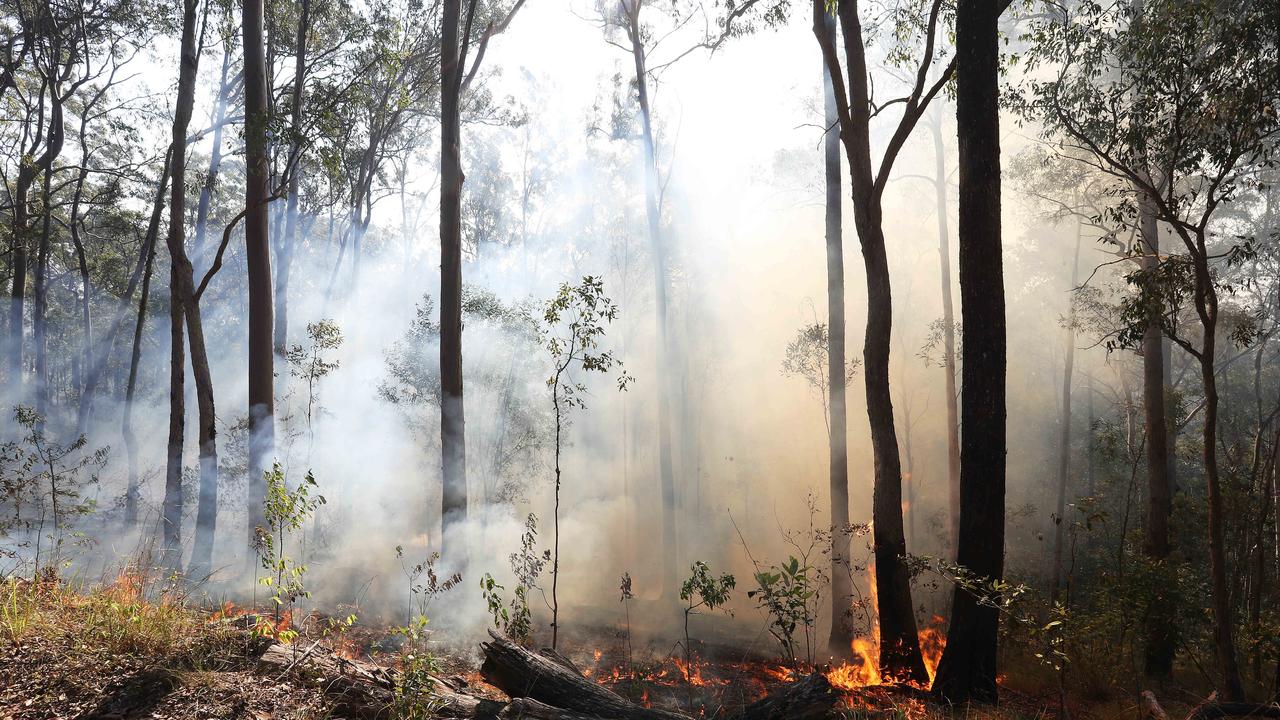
[931,109,961,559]
[191,42,233,275]
[275,0,309,372]
[1138,184,1176,677]
[1050,223,1081,604]
[245,0,275,553]
[823,35,854,658]
[1193,267,1244,700]
[439,0,468,555]
[122,154,168,529]
[161,0,204,571]
[625,12,678,593]
[33,154,55,417]
[933,0,1004,702]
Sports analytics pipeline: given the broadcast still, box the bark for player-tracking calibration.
[1139,184,1175,678]
[32,136,58,416]
[478,630,688,720]
[625,6,678,593]
[161,0,203,570]
[439,0,468,554]
[930,109,961,558]
[1195,292,1245,701]
[822,20,854,658]
[245,0,275,552]
[933,0,1004,703]
[275,0,310,368]
[122,152,170,528]
[7,84,47,399]
[1050,223,1082,603]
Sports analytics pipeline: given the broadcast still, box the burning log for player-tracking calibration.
[734,670,842,720]
[480,629,690,720]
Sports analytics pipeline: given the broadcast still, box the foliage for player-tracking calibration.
[479,513,548,645]
[286,319,344,447]
[782,322,860,427]
[254,463,326,640]
[678,560,735,680]
[749,555,817,664]
[395,545,462,625]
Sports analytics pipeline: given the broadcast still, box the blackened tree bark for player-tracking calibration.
[162,0,202,570]
[439,0,467,553]
[1138,184,1175,678]
[930,109,961,558]
[245,0,275,552]
[932,0,1004,703]
[821,19,853,657]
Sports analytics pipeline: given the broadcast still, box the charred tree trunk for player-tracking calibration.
[930,109,961,559]
[245,0,275,552]
[625,8,678,593]
[821,24,854,658]
[1139,184,1176,678]
[439,0,467,555]
[933,0,1004,703]
[191,40,234,275]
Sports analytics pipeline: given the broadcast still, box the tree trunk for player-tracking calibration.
[245,0,275,553]
[627,10,678,593]
[33,146,57,417]
[930,109,961,559]
[822,25,854,658]
[191,41,234,275]
[122,151,170,528]
[933,0,1004,702]
[1050,222,1081,603]
[1138,184,1176,678]
[161,0,203,571]
[275,0,310,372]
[439,0,467,557]
[1194,276,1244,700]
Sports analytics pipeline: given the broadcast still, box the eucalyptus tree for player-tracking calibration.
[439,0,526,556]
[1023,0,1280,700]
[932,0,1003,702]
[810,0,958,681]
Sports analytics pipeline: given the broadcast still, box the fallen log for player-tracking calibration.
[479,629,690,720]
[733,671,842,720]
[1142,690,1280,720]
[259,641,504,719]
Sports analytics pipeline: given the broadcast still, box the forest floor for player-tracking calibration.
[0,573,1195,720]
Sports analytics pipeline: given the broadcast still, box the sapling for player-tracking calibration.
[479,513,548,646]
[396,545,461,625]
[678,561,735,682]
[285,319,343,459]
[254,463,325,641]
[541,276,631,650]
[620,571,635,672]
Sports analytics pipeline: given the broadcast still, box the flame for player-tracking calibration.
[640,688,650,707]
[673,656,709,686]
[593,649,603,662]
[918,615,946,685]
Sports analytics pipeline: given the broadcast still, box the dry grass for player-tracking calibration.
[0,573,329,720]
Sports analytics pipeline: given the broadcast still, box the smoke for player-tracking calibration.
[0,0,1106,653]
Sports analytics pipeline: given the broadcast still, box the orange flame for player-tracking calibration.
[918,615,946,685]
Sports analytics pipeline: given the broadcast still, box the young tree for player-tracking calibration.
[541,276,630,649]
[811,0,957,680]
[932,0,1005,702]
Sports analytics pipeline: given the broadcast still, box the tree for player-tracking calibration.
[541,276,630,650]
[245,0,275,556]
[1024,0,1280,699]
[811,0,956,681]
[928,107,961,557]
[438,0,526,557]
[932,0,1004,702]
